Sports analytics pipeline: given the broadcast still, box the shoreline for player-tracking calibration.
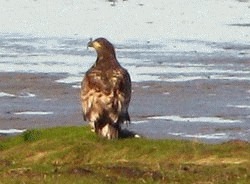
[0,72,249,143]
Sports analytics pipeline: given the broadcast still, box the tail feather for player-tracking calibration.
[98,123,119,139]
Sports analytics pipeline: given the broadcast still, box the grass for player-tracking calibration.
[0,126,249,183]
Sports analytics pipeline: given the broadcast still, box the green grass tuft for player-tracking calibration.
[23,129,42,142]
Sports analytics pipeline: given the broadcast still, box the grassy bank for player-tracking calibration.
[0,126,249,183]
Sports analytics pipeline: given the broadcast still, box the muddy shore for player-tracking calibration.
[0,72,249,143]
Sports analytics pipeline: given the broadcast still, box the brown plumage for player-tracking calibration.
[81,38,131,139]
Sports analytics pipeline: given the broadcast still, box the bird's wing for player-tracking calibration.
[81,69,110,123]
[81,67,131,125]
[112,68,131,124]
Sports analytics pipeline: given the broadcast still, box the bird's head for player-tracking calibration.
[87,37,116,58]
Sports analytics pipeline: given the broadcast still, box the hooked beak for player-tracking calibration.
[87,38,93,49]
[87,38,102,50]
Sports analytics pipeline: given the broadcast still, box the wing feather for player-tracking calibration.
[81,66,131,128]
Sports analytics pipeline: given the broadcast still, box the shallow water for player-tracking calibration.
[0,33,249,83]
[0,33,250,142]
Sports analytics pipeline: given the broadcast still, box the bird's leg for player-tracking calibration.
[89,121,95,132]
[100,123,119,139]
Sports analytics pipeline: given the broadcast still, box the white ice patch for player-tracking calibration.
[148,115,241,123]
[184,133,229,140]
[0,129,26,134]
[0,92,15,97]
[227,105,250,109]
[126,64,250,82]
[72,84,81,89]
[56,76,82,84]
[132,120,149,124]
[14,111,54,115]
[169,132,229,140]
[0,92,36,98]
[19,92,36,98]
[211,75,250,81]
[164,76,206,82]
[163,92,170,95]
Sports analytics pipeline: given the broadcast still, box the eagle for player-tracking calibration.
[81,38,131,139]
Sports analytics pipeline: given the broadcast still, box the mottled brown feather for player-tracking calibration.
[80,38,131,138]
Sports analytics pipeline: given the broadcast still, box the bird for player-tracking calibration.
[81,38,131,139]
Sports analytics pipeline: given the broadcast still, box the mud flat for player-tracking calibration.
[0,72,82,130]
[0,72,249,143]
